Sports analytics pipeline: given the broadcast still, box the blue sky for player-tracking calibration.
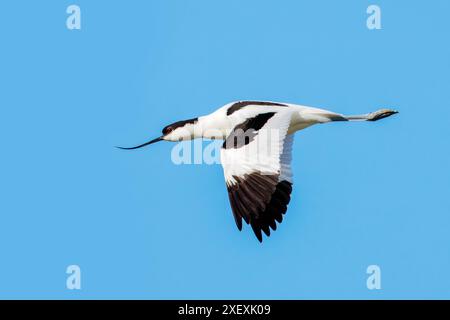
[1,0,450,299]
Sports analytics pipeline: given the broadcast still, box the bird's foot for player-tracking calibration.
[367,109,399,121]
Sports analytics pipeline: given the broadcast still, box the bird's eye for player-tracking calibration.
[163,126,174,135]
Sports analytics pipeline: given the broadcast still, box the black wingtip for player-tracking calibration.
[251,223,263,243]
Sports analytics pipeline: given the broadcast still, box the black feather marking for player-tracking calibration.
[251,220,263,243]
[227,101,288,116]
[222,112,276,149]
[226,175,293,242]
[233,191,249,225]
[227,191,242,231]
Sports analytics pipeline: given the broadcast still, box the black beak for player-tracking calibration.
[116,136,163,150]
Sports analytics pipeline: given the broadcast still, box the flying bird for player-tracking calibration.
[119,101,397,242]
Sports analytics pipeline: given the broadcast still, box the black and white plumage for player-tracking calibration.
[119,101,398,242]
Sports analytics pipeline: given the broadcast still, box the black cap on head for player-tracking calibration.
[162,117,198,135]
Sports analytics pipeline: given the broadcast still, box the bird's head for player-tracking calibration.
[117,117,199,150]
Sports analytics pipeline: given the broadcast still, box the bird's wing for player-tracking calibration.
[220,111,294,242]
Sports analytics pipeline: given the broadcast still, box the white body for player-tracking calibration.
[164,101,348,142]
[146,100,397,242]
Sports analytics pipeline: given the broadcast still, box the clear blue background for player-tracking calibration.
[1,0,449,299]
